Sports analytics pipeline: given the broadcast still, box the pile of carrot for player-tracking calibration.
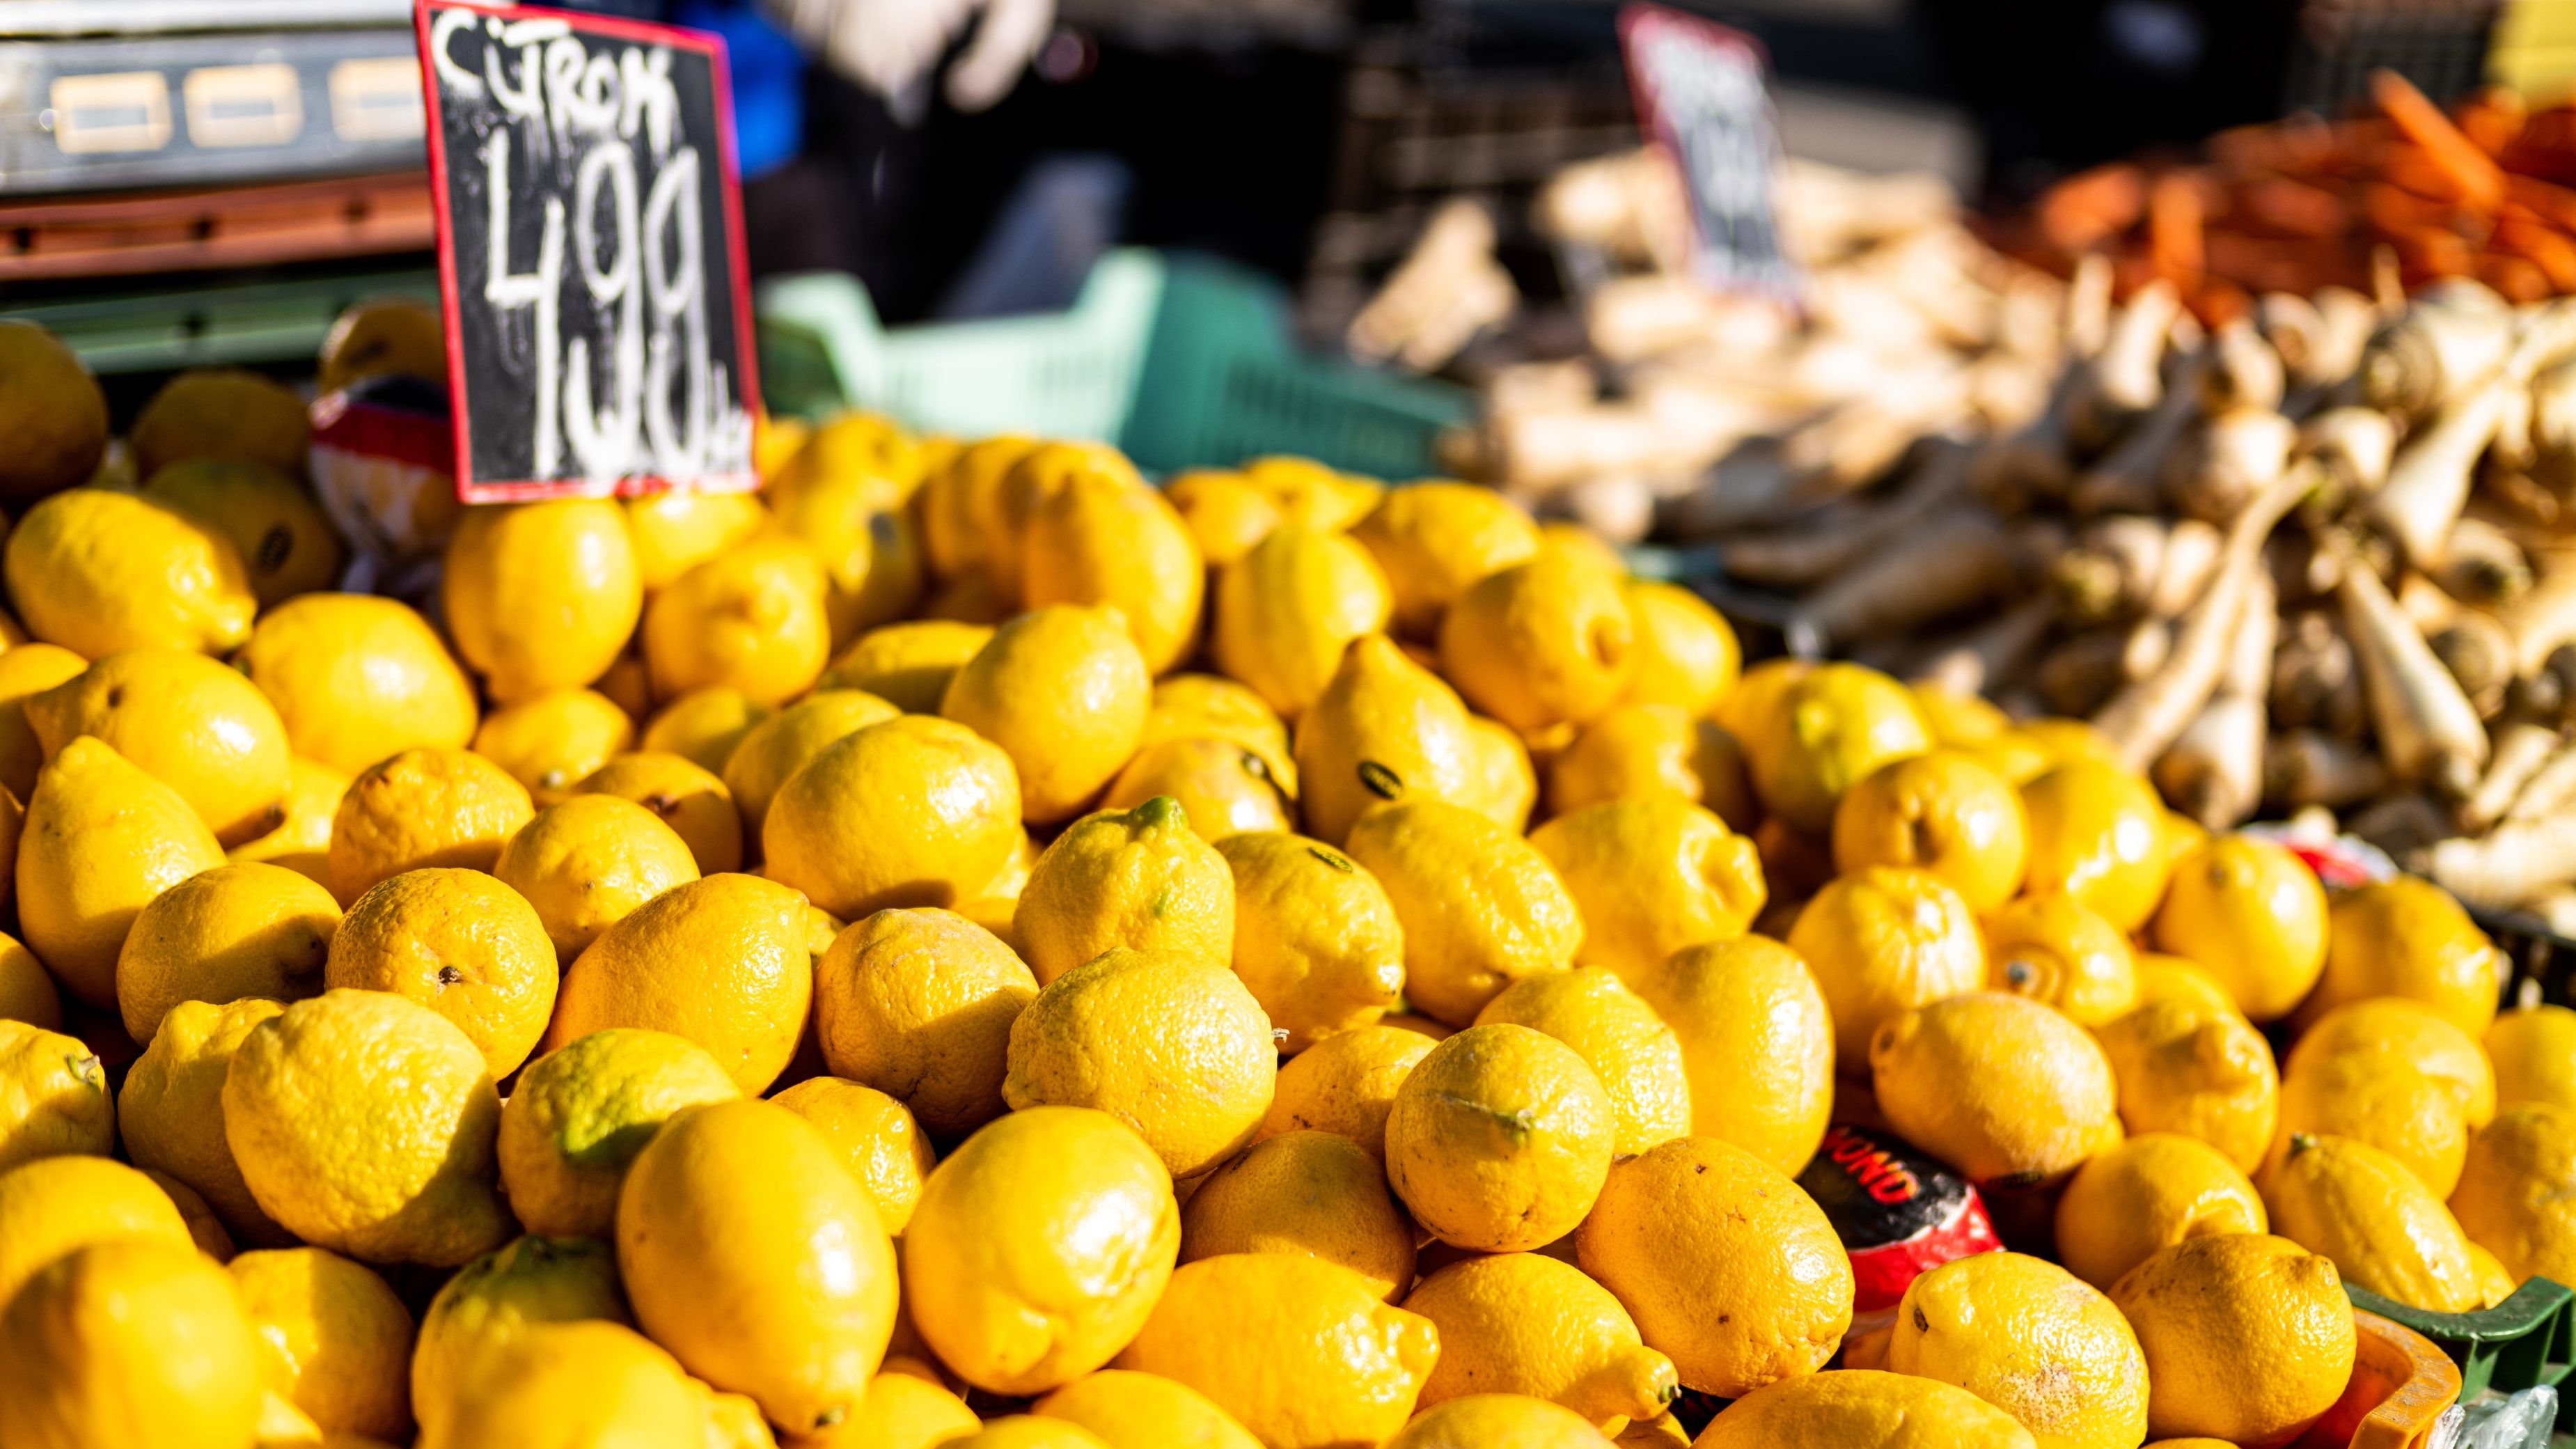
[2005,70,2576,320]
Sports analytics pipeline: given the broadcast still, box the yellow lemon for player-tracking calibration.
[1625,937,1832,1175]
[1694,1371,2036,1449]
[146,459,343,607]
[1831,750,2028,914]
[324,868,556,1076]
[1980,893,2138,1027]
[132,367,306,476]
[2487,1005,2576,1111]
[17,735,225,1005]
[764,716,1021,917]
[223,989,512,1266]
[1742,663,1930,836]
[409,1235,629,1436]
[1438,554,1635,733]
[1913,684,2013,747]
[494,794,700,962]
[575,751,744,876]
[1180,1129,1415,1301]
[0,642,87,799]
[810,1361,981,1449]
[819,620,994,713]
[443,499,642,702]
[1214,525,1393,721]
[1211,831,1404,1051]
[419,1320,706,1449]
[2289,996,2495,1128]
[812,907,1036,1142]
[2054,1134,2267,1291]
[641,687,770,774]
[1014,796,1236,984]
[943,604,1150,824]
[1348,482,1541,639]
[1574,1136,1853,1398]
[769,1075,936,1234]
[1256,1023,1435,1160]
[904,1105,1179,1394]
[617,1097,900,1435]
[1004,946,1275,1178]
[1530,797,1764,979]
[228,1246,413,1439]
[1886,1251,2149,1449]
[1614,580,1734,713]
[2018,762,2171,932]
[2094,985,2278,1174]
[1344,799,1582,1026]
[0,930,60,1029]
[1385,1022,1615,1251]
[237,595,476,778]
[1145,673,1298,797]
[643,540,832,705]
[0,320,108,503]
[1033,1369,1262,1449]
[469,688,633,807]
[2261,1132,2482,1312]
[8,487,254,658]
[326,746,531,905]
[27,646,292,845]
[2150,836,2329,1024]
[625,490,769,592]
[1871,992,2123,1188]
[1023,469,1203,673]
[2273,1054,2466,1196]
[1464,713,1540,831]
[1103,736,1293,839]
[1786,866,1985,1067]
[2107,1234,2356,1444]
[940,1416,1113,1448]
[1475,967,1689,1156]
[1239,455,1381,531]
[1403,1251,1678,1432]
[2303,877,2505,1037]
[1291,633,1480,845]
[0,1154,194,1308]
[918,434,1039,584]
[0,1015,111,1172]
[721,690,902,836]
[0,1237,262,1449]
[497,1028,739,1239]
[1113,1253,1438,1449]
[546,873,817,1094]
[1165,469,1283,570]
[116,860,338,1044]
[317,297,445,393]
[1546,704,1757,829]
[116,998,288,1245]
[2451,1101,2576,1287]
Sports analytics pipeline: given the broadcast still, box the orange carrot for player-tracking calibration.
[2374,68,2508,213]
[2479,251,2554,303]
[2233,175,2351,239]
[2494,216,2576,292]
[2455,86,2529,157]
[2151,171,2208,281]
[2507,174,2576,232]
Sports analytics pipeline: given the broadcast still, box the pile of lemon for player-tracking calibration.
[1,308,2574,1449]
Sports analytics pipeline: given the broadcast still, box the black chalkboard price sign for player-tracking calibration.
[1618,3,1800,299]
[416,0,759,501]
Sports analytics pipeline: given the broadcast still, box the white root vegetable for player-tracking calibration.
[1910,594,2057,698]
[2508,736,2576,823]
[1347,199,1518,373]
[2428,608,2517,716]
[2052,514,2185,625]
[2359,279,2514,419]
[2068,280,2182,453]
[2201,318,2286,415]
[2041,629,2139,716]
[2165,408,2297,523]
[2365,379,2514,566]
[2417,815,2576,911]
[2153,570,2275,826]
[1784,506,2018,655]
[2299,407,2398,499]
[2432,517,2534,604]
[2529,357,2576,495]
[2333,533,2493,785]
[2462,719,2564,830]
[1716,441,1974,589]
[2265,729,2389,809]
[2072,355,2208,516]
[2500,561,2576,673]
[2094,463,2314,770]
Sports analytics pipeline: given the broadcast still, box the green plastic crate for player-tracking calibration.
[15,267,439,375]
[753,249,1474,480]
[2347,1278,2576,1425]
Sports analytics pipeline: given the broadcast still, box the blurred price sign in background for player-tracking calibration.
[1619,2,1799,299]
[417,0,757,502]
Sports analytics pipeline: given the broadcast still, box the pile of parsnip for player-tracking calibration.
[1400,147,2576,929]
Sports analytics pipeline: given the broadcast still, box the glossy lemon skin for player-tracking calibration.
[8,488,256,658]
[943,604,1153,825]
[236,594,478,778]
[19,735,226,1006]
[443,499,642,703]
[2151,836,2330,1024]
[1384,1023,1617,1253]
[2107,1234,2356,1445]
[764,716,1023,919]
[0,1237,264,1449]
